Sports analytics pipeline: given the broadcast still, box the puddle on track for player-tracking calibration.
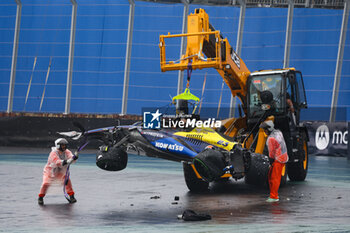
[1,151,350,232]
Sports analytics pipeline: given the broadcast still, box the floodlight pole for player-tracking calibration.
[7,0,22,113]
[177,0,189,95]
[121,0,135,115]
[65,0,77,114]
[330,0,349,122]
[229,0,246,118]
[283,0,294,69]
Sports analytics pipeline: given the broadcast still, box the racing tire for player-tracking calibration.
[183,163,209,192]
[96,145,128,171]
[287,132,308,181]
[244,153,270,187]
[193,149,226,182]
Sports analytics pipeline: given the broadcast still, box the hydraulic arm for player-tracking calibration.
[159,8,251,106]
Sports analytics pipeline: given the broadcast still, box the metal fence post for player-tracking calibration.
[177,0,189,96]
[229,0,245,118]
[121,0,135,115]
[7,0,22,113]
[330,0,349,122]
[283,0,294,69]
[64,0,77,114]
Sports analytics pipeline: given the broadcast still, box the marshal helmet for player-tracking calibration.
[260,120,274,134]
[55,138,68,151]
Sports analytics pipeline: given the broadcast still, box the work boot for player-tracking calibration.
[68,195,77,203]
[38,197,44,205]
[266,197,279,203]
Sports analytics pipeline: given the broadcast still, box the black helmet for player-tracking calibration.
[260,90,273,104]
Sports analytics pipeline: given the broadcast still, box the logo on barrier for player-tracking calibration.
[332,130,348,145]
[143,109,162,129]
[315,124,330,150]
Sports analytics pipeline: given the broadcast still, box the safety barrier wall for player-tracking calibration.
[0,111,348,157]
[348,122,350,159]
[305,121,348,156]
[0,113,140,148]
[0,0,349,121]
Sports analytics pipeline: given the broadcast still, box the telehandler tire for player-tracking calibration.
[287,131,308,181]
[279,164,288,187]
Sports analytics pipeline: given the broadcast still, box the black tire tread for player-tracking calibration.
[287,132,308,181]
[244,153,270,187]
[183,163,209,192]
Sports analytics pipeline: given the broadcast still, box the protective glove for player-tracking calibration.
[73,151,79,160]
[269,157,275,165]
[62,160,68,166]
[67,158,74,165]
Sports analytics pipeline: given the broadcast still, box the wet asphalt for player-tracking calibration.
[1,147,350,232]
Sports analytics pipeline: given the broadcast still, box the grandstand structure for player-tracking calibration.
[0,0,349,121]
[144,0,346,9]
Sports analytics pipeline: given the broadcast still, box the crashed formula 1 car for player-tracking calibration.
[60,116,274,192]
[60,8,309,192]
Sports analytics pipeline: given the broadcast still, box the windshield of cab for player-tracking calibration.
[248,74,284,118]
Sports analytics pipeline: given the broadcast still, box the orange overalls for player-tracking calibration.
[38,148,75,197]
[266,130,289,199]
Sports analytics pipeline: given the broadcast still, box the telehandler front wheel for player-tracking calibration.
[287,132,308,181]
[279,164,288,187]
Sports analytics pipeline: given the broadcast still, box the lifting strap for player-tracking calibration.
[186,61,192,88]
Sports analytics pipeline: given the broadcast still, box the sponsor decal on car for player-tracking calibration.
[151,138,197,157]
[154,142,184,151]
